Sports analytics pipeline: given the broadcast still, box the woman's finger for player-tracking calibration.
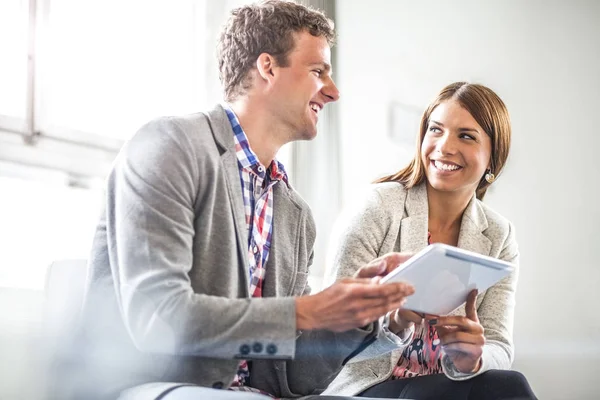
[442,342,483,358]
[430,316,483,334]
[438,330,485,346]
[465,289,479,323]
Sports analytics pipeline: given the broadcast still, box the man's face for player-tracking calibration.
[270,31,340,141]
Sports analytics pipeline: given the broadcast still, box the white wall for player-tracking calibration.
[336,0,600,398]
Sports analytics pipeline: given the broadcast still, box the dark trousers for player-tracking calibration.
[358,370,537,400]
[159,386,389,400]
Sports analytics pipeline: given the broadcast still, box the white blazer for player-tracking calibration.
[323,182,520,397]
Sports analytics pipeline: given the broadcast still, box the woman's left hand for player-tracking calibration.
[431,290,485,374]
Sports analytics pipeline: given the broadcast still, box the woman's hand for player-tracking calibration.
[431,290,484,373]
[388,309,438,334]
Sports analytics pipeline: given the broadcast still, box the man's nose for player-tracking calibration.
[322,78,340,103]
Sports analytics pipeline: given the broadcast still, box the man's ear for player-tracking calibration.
[256,53,277,83]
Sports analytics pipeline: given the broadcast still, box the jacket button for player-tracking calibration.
[212,381,224,389]
[240,344,251,355]
[253,342,263,353]
[266,343,277,355]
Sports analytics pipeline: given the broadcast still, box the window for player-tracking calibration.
[0,0,301,290]
[40,0,207,144]
[0,0,29,125]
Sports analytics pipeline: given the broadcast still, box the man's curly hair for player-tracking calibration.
[217,0,335,102]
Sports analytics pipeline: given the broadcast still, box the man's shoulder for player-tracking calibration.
[126,105,229,159]
[139,110,213,145]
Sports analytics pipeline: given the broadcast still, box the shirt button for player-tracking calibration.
[253,246,258,253]
[252,342,263,353]
[266,344,277,355]
[258,166,264,172]
[240,344,251,355]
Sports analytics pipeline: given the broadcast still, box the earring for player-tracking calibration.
[485,170,495,184]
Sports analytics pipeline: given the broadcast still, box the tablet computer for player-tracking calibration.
[380,243,515,316]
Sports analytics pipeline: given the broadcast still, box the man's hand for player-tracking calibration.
[295,253,415,332]
[432,289,484,373]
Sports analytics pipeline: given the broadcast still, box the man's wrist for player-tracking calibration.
[295,296,317,330]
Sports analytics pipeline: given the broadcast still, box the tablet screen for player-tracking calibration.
[380,243,514,315]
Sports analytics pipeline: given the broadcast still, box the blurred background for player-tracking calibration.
[1,0,599,399]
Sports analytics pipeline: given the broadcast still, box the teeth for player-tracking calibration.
[434,161,460,171]
[310,103,320,112]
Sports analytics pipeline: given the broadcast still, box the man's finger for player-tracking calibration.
[353,283,411,303]
[465,289,479,322]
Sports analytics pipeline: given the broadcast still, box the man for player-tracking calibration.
[65,1,413,399]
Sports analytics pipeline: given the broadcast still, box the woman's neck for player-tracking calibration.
[426,183,473,234]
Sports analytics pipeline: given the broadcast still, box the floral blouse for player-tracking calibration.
[392,231,443,378]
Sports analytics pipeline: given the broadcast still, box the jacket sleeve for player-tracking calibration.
[442,221,520,380]
[105,117,298,359]
[283,283,380,396]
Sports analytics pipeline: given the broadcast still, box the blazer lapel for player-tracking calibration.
[456,195,492,257]
[449,195,492,316]
[400,183,429,253]
[263,182,301,297]
[206,104,250,294]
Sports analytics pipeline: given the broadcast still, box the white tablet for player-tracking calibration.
[380,243,515,316]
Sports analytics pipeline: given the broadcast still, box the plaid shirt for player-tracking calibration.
[224,105,287,397]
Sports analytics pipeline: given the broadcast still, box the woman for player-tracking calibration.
[322,82,537,399]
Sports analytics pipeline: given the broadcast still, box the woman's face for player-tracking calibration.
[421,99,492,198]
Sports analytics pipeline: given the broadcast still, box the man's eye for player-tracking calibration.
[313,69,322,76]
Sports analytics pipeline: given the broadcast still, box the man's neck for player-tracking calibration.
[426,183,473,233]
[228,98,286,167]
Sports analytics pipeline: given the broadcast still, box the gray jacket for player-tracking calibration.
[69,105,377,400]
[322,182,520,396]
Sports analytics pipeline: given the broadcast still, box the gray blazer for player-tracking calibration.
[322,182,520,397]
[68,105,375,400]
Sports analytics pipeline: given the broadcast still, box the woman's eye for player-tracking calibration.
[428,126,441,133]
[460,133,475,140]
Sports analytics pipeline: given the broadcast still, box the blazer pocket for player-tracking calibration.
[291,271,309,296]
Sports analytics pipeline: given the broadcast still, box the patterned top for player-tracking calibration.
[224,105,287,396]
[392,231,443,378]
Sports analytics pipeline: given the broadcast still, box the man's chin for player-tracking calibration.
[296,129,318,141]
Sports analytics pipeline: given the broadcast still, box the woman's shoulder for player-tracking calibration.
[475,198,516,240]
[370,181,409,208]
[337,182,407,230]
